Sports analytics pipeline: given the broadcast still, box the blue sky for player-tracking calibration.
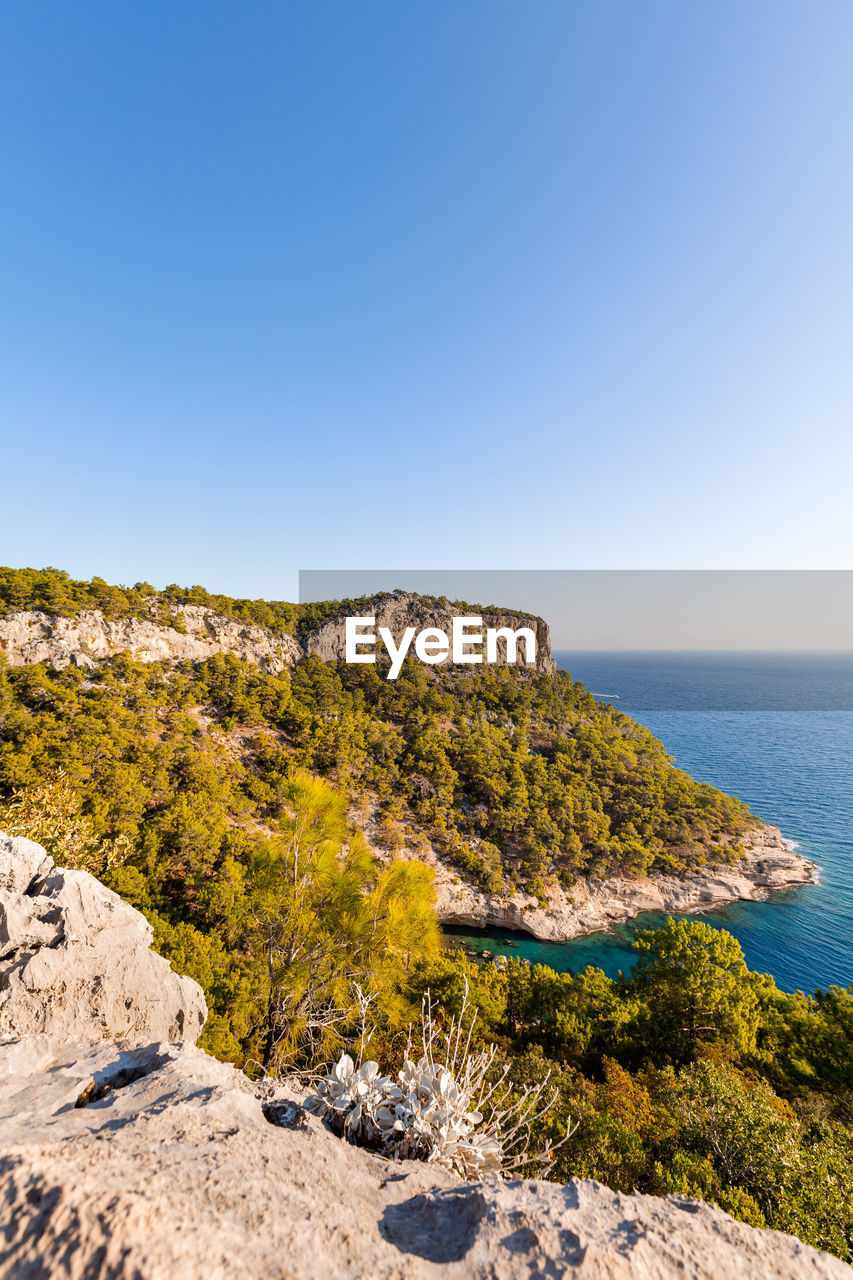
[1,2,852,600]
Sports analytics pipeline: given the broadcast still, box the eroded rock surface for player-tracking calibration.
[0,834,848,1279]
[304,591,557,674]
[0,832,206,1043]
[0,594,555,676]
[1,1038,849,1280]
[0,605,300,673]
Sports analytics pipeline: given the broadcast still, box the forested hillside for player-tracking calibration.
[0,571,850,1260]
[0,646,755,902]
[414,934,853,1260]
[0,568,759,1058]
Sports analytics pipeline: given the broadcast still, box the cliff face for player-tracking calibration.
[0,833,847,1280]
[0,593,556,674]
[304,591,557,674]
[0,605,301,673]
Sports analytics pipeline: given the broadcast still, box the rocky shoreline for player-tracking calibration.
[431,825,816,943]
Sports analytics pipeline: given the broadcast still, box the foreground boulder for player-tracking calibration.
[1,1039,848,1280]
[0,832,206,1043]
[0,833,849,1279]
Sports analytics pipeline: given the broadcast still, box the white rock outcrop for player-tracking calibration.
[1,1037,849,1280]
[0,605,300,673]
[0,594,555,677]
[0,833,849,1279]
[0,832,206,1043]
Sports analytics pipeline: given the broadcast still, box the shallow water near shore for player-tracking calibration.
[445,653,853,995]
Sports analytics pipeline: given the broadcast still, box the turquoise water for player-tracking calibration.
[446,653,853,995]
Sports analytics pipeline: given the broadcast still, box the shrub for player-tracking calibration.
[305,980,573,1179]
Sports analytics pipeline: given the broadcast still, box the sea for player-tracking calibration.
[445,652,853,995]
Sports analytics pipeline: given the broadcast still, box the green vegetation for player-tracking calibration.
[0,569,757,1059]
[0,565,536,643]
[0,769,131,877]
[285,657,754,892]
[0,564,302,634]
[0,567,757,901]
[0,761,438,1070]
[413,927,853,1261]
[0,644,754,912]
[249,772,437,1069]
[0,571,849,1260]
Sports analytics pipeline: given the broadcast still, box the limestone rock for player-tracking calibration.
[0,832,53,893]
[304,591,557,674]
[431,824,817,942]
[0,1036,848,1279]
[0,605,300,673]
[0,835,847,1279]
[0,832,206,1043]
[0,594,556,677]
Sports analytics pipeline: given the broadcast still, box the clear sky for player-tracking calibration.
[1,1,852,601]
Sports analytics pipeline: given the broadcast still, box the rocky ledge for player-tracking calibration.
[432,825,817,942]
[1,831,846,1280]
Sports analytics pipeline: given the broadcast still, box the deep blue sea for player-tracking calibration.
[446,652,853,995]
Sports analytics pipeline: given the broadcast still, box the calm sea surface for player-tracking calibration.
[446,652,853,994]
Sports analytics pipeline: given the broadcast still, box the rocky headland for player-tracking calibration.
[303,591,557,674]
[430,824,817,942]
[0,589,817,950]
[0,831,847,1280]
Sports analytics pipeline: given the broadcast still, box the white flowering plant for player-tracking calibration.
[305,980,573,1180]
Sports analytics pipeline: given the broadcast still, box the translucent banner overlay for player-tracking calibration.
[298,570,853,709]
